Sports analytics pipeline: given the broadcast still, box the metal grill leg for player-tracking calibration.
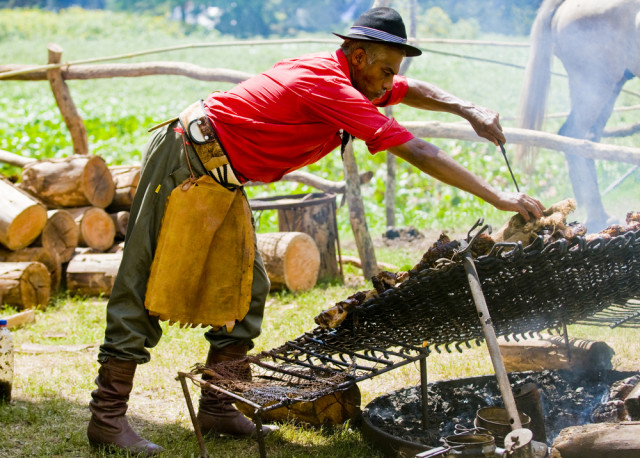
[178,372,209,458]
[254,411,266,458]
[420,357,429,429]
[562,321,572,361]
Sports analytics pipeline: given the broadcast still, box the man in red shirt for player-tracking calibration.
[87,7,544,455]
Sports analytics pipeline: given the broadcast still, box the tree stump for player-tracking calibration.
[67,206,115,252]
[32,209,79,263]
[65,252,122,296]
[0,247,62,292]
[0,261,51,310]
[20,155,115,208]
[108,165,140,211]
[236,384,361,426]
[0,178,48,250]
[251,193,342,283]
[256,232,320,292]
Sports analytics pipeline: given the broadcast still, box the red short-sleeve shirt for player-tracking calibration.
[204,49,414,183]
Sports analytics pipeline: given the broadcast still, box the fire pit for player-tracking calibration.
[179,222,640,457]
[362,369,640,457]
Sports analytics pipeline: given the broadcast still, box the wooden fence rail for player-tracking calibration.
[0,62,252,83]
[3,39,640,280]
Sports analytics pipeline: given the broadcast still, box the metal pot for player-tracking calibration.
[443,433,496,457]
[474,407,531,447]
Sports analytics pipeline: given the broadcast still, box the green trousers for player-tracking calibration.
[98,121,270,364]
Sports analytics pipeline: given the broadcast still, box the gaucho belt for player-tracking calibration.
[151,100,241,187]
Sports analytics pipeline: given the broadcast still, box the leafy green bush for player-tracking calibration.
[419,7,479,39]
[0,7,189,41]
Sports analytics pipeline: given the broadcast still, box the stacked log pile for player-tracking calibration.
[1,152,322,309]
[0,153,139,308]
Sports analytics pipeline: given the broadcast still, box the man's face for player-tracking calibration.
[350,46,404,101]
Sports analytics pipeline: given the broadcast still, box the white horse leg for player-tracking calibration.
[588,70,634,143]
[558,71,630,231]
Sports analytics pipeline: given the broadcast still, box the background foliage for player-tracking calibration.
[1,5,639,235]
[1,0,543,38]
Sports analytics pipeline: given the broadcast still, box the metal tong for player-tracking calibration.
[498,140,520,192]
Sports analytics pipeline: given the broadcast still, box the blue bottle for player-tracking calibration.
[0,319,13,403]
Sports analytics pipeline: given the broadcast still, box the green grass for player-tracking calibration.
[2,7,640,457]
[1,283,639,457]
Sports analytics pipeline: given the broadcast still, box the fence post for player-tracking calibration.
[47,43,89,156]
[342,137,379,281]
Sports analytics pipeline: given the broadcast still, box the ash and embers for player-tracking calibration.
[365,370,639,447]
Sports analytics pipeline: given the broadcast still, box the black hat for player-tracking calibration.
[334,7,422,57]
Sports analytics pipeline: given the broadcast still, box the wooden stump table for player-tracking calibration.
[250,193,343,284]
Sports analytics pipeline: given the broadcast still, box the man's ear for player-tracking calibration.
[351,48,366,67]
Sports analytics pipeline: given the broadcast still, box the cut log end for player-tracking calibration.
[20,155,115,208]
[39,209,79,262]
[68,207,115,252]
[283,235,321,292]
[0,247,62,293]
[83,156,116,208]
[0,261,51,310]
[4,203,48,251]
[0,179,48,251]
[257,232,320,292]
[108,166,140,211]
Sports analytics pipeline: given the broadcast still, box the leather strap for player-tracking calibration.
[178,101,241,187]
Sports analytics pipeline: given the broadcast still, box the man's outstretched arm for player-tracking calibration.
[388,138,544,221]
[401,78,506,146]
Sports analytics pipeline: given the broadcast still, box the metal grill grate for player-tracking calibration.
[180,226,640,457]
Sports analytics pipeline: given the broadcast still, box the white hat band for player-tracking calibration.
[348,26,407,44]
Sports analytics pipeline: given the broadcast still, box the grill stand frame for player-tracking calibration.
[178,342,432,457]
[176,220,640,457]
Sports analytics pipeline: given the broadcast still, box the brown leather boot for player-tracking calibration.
[87,358,164,455]
[197,344,277,438]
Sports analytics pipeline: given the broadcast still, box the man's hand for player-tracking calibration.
[463,105,506,146]
[491,191,545,222]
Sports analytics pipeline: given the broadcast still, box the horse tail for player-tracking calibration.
[516,0,565,165]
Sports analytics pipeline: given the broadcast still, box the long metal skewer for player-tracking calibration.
[498,140,520,192]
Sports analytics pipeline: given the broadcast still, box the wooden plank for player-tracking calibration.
[3,309,35,329]
[340,255,399,272]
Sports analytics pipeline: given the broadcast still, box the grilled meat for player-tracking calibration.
[411,233,460,273]
[470,233,495,257]
[315,289,378,329]
[627,212,640,224]
[493,198,578,247]
[315,270,410,329]
[372,270,402,293]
